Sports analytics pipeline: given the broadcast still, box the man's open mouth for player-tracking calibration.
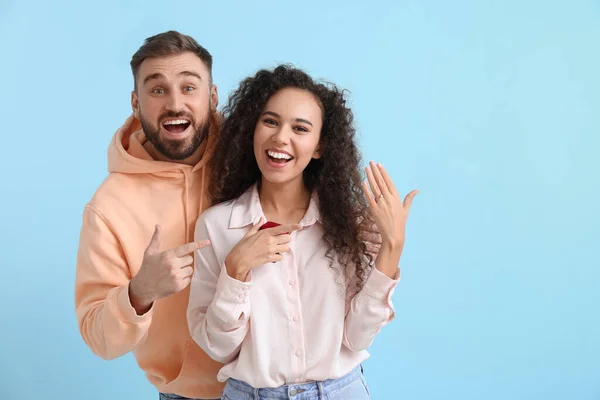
[162,119,191,134]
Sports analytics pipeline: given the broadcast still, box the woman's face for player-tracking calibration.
[253,87,323,187]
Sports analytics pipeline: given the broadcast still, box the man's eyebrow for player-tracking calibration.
[142,71,203,86]
[143,73,164,86]
[179,70,202,81]
[262,111,313,126]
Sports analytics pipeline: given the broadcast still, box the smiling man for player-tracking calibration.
[74,31,224,400]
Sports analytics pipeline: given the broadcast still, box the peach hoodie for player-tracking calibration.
[74,113,224,398]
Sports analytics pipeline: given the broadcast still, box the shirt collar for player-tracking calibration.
[229,183,321,229]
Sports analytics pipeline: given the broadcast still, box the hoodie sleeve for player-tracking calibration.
[74,204,153,360]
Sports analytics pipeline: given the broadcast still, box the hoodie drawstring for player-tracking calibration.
[199,166,205,213]
[183,166,206,243]
[182,169,189,241]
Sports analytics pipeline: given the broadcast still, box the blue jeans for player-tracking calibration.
[221,365,370,400]
[158,393,219,400]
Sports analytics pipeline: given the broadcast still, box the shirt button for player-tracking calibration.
[295,350,301,357]
[293,316,299,322]
[242,287,249,291]
[288,280,294,286]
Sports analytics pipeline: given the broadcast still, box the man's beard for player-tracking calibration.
[140,109,211,161]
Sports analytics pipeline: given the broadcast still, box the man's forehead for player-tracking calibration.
[139,52,208,81]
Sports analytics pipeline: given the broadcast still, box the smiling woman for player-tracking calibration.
[254,88,323,181]
[208,65,374,290]
[187,64,418,399]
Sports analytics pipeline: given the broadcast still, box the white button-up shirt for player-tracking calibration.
[187,184,400,388]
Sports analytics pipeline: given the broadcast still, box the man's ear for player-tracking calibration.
[210,84,219,112]
[131,90,140,118]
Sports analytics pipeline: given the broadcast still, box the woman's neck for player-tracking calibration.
[258,178,311,224]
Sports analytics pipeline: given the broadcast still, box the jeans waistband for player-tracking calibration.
[226,365,363,399]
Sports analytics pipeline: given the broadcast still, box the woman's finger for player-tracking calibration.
[370,161,391,197]
[361,181,377,209]
[378,164,397,195]
[403,190,419,211]
[365,165,381,199]
[246,217,265,237]
[274,244,291,254]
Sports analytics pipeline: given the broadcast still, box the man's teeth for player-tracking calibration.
[268,151,292,160]
[163,119,189,125]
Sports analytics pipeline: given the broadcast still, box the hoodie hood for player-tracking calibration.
[107,112,219,176]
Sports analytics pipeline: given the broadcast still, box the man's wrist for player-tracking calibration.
[128,278,154,315]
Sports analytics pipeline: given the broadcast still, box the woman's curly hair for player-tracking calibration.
[209,64,373,289]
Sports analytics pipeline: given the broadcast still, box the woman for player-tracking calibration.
[187,65,418,399]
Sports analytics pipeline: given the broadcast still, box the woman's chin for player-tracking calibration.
[259,172,303,187]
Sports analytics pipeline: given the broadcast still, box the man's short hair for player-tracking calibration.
[130,30,213,90]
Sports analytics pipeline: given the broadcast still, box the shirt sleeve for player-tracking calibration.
[187,214,252,364]
[343,262,401,352]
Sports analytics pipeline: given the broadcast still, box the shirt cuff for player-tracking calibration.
[110,284,154,325]
[210,267,253,324]
[363,267,400,299]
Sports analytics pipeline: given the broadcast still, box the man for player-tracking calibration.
[75,31,223,399]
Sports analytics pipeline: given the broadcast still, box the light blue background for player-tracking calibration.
[1,1,599,399]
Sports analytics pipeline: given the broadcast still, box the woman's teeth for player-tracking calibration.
[267,150,292,160]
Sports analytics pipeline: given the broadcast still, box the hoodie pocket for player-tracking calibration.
[164,337,193,386]
[163,336,224,394]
